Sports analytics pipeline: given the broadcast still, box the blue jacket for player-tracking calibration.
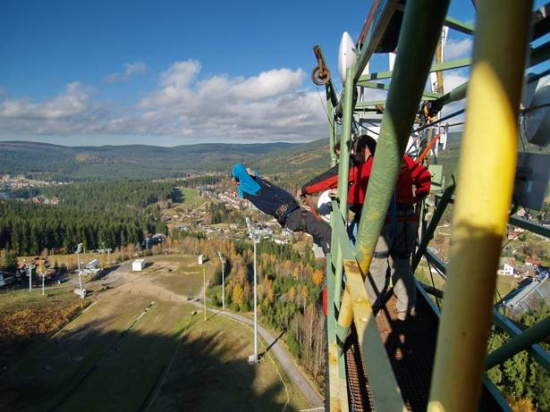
[243,177,298,217]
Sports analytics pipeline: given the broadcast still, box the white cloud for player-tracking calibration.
[444,39,473,61]
[0,82,90,120]
[136,60,325,142]
[123,62,147,78]
[0,59,330,143]
[443,70,469,93]
[229,69,306,100]
[159,60,200,89]
[104,61,147,83]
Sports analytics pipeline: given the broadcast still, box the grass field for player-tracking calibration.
[0,255,310,412]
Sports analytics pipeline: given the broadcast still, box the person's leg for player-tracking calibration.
[390,220,418,319]
[347,214,359,246]
[285,209,332,254]
[305,212,332,254]
[390,256,415,315]
[364,225,391,310]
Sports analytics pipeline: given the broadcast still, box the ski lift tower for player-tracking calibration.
[245,217,260,365]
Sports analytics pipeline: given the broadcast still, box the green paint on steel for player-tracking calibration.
[354,0,451,275]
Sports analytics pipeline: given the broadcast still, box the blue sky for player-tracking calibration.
[0,1,539,147]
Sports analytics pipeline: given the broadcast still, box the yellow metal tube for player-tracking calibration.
[428,1,532,411]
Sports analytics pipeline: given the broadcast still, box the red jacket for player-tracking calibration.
[302,155,431,210]
[395,155,432,204]
[301,157,374,209]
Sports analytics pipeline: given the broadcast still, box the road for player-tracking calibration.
[211,308,324,409]
[193,270,324,409]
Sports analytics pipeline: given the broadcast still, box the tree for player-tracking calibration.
[312,269,324,286]
[232,284,245,308]
[2,250,18,272]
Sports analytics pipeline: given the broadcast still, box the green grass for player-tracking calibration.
[0,255,311,412]
[54,301,188,412]
[179,187,202,207]
[147,313,310,412]
[0,286,82,312]
[150,255,206,298]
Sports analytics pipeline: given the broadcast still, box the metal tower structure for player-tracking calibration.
[314,1,550,410]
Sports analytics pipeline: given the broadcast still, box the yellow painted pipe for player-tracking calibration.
[428,1,532,411]
[328,341,342,412]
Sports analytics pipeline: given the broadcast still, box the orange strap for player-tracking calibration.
[302,195,322,221]
[415,133,441,165]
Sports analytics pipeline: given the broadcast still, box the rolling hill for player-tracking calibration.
[0,140,332,182]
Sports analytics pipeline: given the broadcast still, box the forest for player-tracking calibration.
[0,180,173,255]
[165,233,328,389]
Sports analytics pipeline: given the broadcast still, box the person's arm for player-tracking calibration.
[246,167,260,177]
[299,165,339,195]
[300,162,364,196]
[410,161,432,201]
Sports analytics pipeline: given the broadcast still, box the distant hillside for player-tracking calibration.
[0,140,332,182]
[250,139,333,188]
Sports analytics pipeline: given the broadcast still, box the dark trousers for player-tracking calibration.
[285,209,332,255]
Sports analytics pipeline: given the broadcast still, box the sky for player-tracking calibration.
[0,1,542,147]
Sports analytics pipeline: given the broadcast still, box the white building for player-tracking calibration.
[86,259,99,270]
[502,263,515,276]
[132,259,145,272]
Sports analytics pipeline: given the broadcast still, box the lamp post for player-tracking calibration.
[101,242,106,269]
[76,243,83,297]
[203,267,207,321]
[24,260,32,292]
[245,217,260,364]
[218,251,225,311]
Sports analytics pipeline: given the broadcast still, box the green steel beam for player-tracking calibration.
[355,0,451,274]
[358,58,471,83]
[486,316,550,371]
[526,39,550,69]
[330,202,356,344]
[491,310,550,373]
[337,68,355,213]
[418,281,444,300]
[509,216,550,239]
[325,81,337,159]
[444,16,475,35]
[424,249,447,277]
[431,82,468,110]
[356,80,445,101]
[355,100,388,110]
[333,211,405,411]
[413,182,456,271]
